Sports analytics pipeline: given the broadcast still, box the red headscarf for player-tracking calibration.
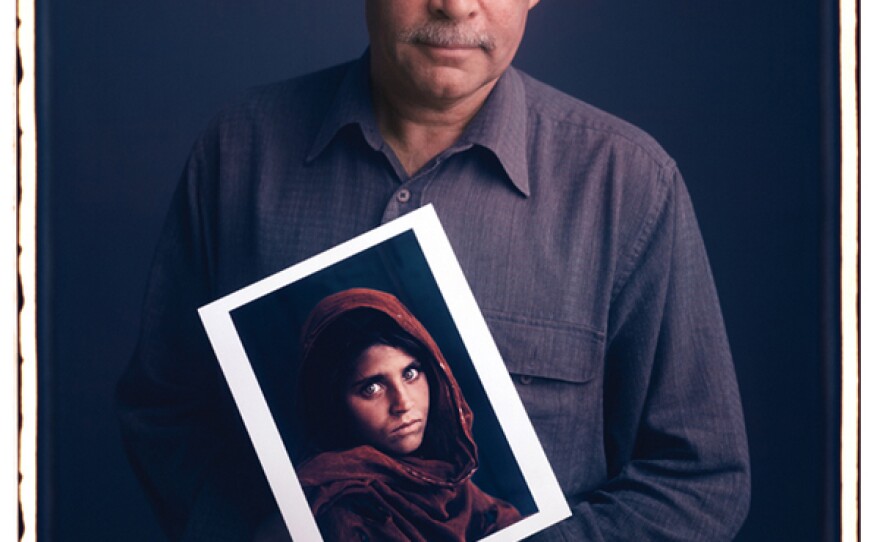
[295,288,521,541]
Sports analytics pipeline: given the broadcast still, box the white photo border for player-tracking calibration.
[198,205,571,541]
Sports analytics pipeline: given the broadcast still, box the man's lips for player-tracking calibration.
[415,43,481,63]
[416,41,487,55]
[421,41,479,49]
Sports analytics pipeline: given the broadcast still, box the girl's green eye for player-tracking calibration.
[403,366,420,381]
[360,382,382,398]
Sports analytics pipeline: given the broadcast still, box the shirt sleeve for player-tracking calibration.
[555,166,750,541]
[115,140,274,541]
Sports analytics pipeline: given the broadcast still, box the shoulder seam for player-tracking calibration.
[609,163,678,302]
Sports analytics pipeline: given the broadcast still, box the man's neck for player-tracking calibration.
[372,79,496,177]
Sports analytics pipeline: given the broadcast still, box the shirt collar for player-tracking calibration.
[456,67,530,197]
[306,52,385,162]
[306,52,530,197]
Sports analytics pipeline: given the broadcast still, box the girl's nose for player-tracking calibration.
[389,385,415,415]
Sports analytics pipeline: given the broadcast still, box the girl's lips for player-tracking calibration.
[391,419,422,435]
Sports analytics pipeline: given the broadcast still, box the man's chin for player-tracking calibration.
[410,70,498,106]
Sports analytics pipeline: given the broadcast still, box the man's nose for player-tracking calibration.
[389,384,415,414]
[428,0,479,21]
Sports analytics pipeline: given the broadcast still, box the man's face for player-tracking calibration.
[366,0,540,107]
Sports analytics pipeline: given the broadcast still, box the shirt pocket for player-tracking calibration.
[484,312,606,492]
[484,312,604,384]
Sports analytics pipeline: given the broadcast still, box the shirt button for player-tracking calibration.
[518,375,533,385]
[396,188,411,203]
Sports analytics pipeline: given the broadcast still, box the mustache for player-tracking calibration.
[398,22,496,51]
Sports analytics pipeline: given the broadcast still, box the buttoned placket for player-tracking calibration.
[380,151,458,224]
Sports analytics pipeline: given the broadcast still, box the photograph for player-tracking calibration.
[197,207,570,541]
[19,0,850,540]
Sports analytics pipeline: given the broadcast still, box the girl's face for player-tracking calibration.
[345,344,431,456]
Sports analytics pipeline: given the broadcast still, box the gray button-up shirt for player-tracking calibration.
[119,54,749,541]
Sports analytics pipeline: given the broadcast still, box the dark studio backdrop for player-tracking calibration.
[35,1,840,541]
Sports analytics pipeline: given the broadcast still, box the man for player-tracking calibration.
[118,0,750,540]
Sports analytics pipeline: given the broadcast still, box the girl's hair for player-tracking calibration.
[297,308,442,454]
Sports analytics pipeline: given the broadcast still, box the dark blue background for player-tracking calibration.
[36,1,840,540]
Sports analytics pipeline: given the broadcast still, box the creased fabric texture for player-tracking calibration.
[294,288,520,541]
[297,446,520,542]
[117,53,750,541]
